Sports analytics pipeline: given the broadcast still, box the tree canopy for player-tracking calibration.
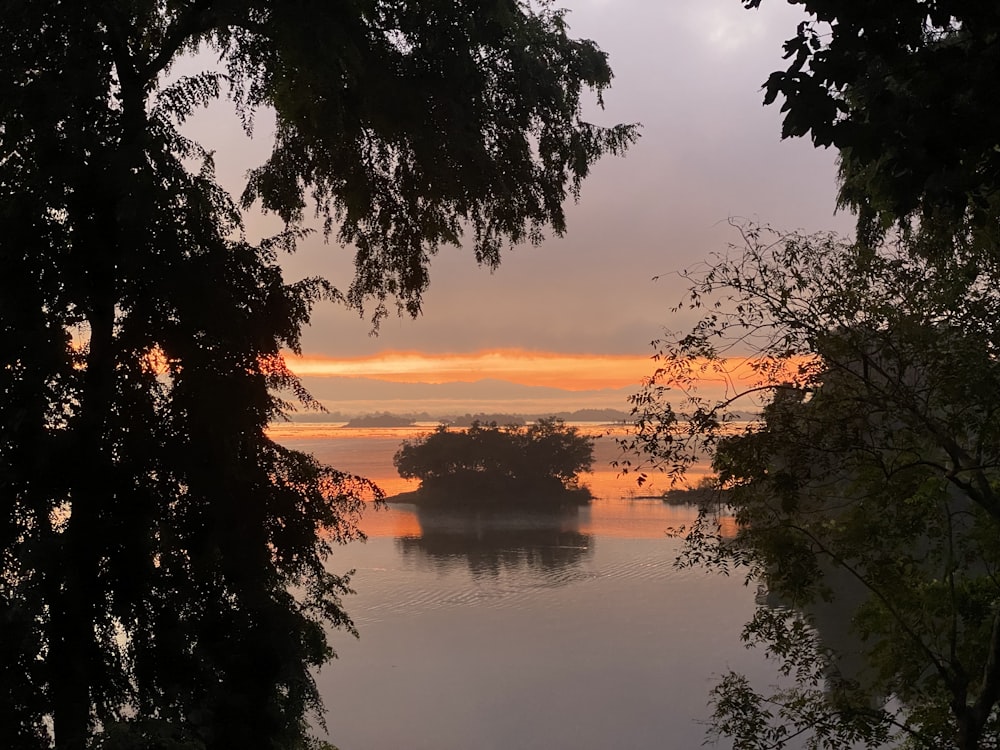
[746,0,1000,236]
[394,419,595,501]
[622,4,1000,745]
[0,3,633,749]
[623,224,1000,749]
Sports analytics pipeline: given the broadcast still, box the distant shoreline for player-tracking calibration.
[283,407,635,425]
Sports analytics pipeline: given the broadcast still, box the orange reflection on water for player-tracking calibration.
[351,499,738,542]
[579,499,694,540]
[266,424,436,442]
[717,515,739,539]
[271,421,739,542]
[356,505,423,539]
[577,499,737,540]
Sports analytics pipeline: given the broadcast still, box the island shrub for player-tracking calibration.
[393,418,594,503]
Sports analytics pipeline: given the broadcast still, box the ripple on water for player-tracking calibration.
[342,534,706,625]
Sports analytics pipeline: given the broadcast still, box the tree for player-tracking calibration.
[642,4,1000,746]
[622,224,1000,749]
[394,418,595,500]
[0,3,634,749]
[744,0,1000,237]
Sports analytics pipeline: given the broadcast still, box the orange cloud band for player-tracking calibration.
[284,349,655,391]
[283,349,816,395]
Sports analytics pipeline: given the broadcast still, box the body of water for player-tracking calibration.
[271,423,776,750]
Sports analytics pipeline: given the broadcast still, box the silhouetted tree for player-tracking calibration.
[624,224,1000,749]
[746,0,1000,239]
[0,3,634,749]
[394,419,595,500]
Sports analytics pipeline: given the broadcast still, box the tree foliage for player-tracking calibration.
[746,0,1000,237]
[623,224,1000,749]
[0,3,632,749]
[638,3,1000,746]
[394,418,595,500]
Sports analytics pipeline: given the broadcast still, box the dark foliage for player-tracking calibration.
[394,419,595,502]
[747,0,1000,238]
[0,3,632,748]
[624,224,1000,749]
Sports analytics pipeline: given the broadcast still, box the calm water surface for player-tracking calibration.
[272,423,776,750]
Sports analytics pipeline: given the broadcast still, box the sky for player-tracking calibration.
[185,0,855,416]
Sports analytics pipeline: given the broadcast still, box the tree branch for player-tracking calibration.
[142,0,223,82]
[774,513,959,697]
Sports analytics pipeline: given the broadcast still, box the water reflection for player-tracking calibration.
[395,504,593,578]
[267,421,713,499]
[275,422,773,749]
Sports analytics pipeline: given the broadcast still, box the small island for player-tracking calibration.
[342,413,416,428]
[391,418,595,505]
[658,476,730,506]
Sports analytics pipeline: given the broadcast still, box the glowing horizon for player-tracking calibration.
[283,348,808,398]
[284,349,657,391]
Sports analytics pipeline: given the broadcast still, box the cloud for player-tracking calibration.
[180,0,852,366]
[279,349,810,417]
[690,4,769,56]
[284,349,656,391]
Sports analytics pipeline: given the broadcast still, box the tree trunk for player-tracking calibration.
[49,173,119,750]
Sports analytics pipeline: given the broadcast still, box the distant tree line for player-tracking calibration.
[342,413,416,428]
[393,418,595,502]
[445,408,631,426]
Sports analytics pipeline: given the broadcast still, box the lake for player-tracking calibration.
[270,423,776,750]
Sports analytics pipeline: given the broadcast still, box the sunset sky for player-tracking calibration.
[185,0,854,415]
